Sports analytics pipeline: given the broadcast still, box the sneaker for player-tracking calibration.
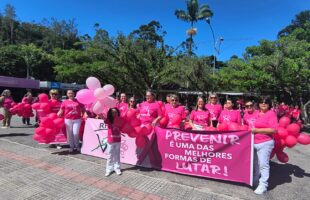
[254,184,267,195]
[115,169,122,175]
[105,171,112,177]
[1,126,7,129]
[56,145,62,149]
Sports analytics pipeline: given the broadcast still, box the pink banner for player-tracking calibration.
[81,119,253,185]
[155,126,253,185]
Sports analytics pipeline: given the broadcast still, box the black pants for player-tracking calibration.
[22,118,30,125]
[211,120,218,127]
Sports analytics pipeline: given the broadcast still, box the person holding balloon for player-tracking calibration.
[105,107,122,176]
[22,92,34,125]
[205,94,222,127]
[164,94,186,129]
[189,97,210,130]
[251,97,278,195]
[218,99,241,125]
[57,90,85,153]
[0,89,14,128]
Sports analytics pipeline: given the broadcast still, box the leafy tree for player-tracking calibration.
[175,0,213,55]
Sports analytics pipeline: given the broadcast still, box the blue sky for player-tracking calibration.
[0,0,308,61]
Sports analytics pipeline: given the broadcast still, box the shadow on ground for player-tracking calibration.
[0,133,31,137]
[269,161,310,190]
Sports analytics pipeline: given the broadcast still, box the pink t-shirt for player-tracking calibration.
[50,99,61,113]
[60,99,83,120]
[243,110,259,129]
[106,121,121,143]
[117,102,128,117]
[165,103,172,110]
[218,109,241,124]
[205,103,222,120]
[166,105,186,127]
[138,101,162,124]
[253,110,278,144]
[190,110,210,126]
[2,97,14,110]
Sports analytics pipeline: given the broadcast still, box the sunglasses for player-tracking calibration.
[245,104,253,108]
[210,97,217,99]
[259,101,269,104]
[171,99,178,102]
[51,93,58,96]
[130,100,135,103]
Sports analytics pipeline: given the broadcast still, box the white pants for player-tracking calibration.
[254,140,274,188]
[64,119,81,149]
[106,142,121,173]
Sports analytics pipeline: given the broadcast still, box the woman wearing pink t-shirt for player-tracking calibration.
[218,99,241,125]
[165,94,186,128]
[138,90,162,126]
[205,94,222,127]
[251,97,278,195]
[57,90,85,153]
[0,89,14,128]
[189,97,210,130]
[243,101,258,128]
[117,93,128,117]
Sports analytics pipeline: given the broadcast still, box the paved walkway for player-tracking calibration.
[0,116,309,200]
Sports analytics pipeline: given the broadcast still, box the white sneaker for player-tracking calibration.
[254,184,267,195]
[56,145,62,149]
[105,171,112,177]
[115,169,122,175]
[1,126,7,129]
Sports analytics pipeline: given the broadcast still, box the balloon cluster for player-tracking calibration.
[9,102,34,118]
[33,113,64,143]
[115,109,153,148]
[76,77,117,115]
[272,116,310,163]
[31,93,55,114]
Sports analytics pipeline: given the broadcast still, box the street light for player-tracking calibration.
[206,17,224,75]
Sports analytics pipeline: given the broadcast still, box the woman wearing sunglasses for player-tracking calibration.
[165,94,186,128]
[251,97,278,195]
[205,94,222,127]
[128,97,137,110]
[189,97,210,130]
[117,93,128,117]
[243,101,258,128]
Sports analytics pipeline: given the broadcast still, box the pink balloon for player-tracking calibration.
[92,101,103,115]
[76,89,96,105]
[277,127,289,139]
[135,136,146,148]
[40,103,50,113]
[126,109,137,120]
[86,77,101,90]
[121,123,134,135]
[228,122,239,131]
[38,93,49,103]
[31,103,40,110]
[101,97,117,108]
[35,127,45,136]
[238,125,249,131]
[143,124,153,135]
[218,123,229,131]
[287,123,300,137]
[159,116,169,127]
[103,84,115,96]
[0,114,4,120]
[279,116,291,128]
[130,118,141,127]
[48,113,58,120]
[297,133,310,145]
[40,117,55,128]
[94,88,107,100]
[276,151,289,163]
[285,135,297,148]
[53,118,65,128]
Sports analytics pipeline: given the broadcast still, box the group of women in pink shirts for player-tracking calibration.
[116,92,278,195]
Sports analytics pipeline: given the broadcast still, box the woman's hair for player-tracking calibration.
[146,89,156,98]
[49,89,59,95]
[258,97,272,110]
[195,96,206,111]
[24,92,32,97]
[107,107,120,124]
[170,94,179,101]
[1,89,11,96]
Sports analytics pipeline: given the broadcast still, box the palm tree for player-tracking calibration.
[175,0,213,55]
